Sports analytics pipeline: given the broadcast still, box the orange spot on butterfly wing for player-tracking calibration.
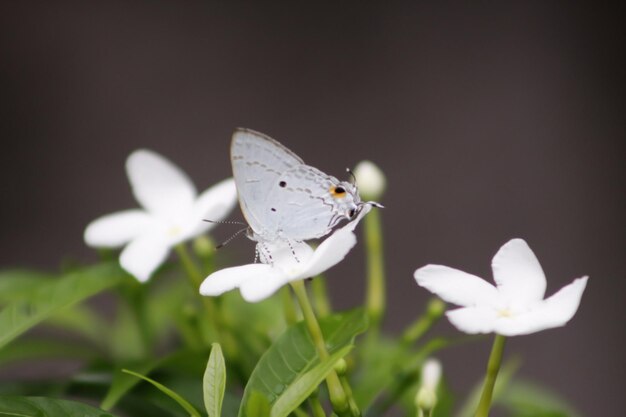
[329,185,346,198]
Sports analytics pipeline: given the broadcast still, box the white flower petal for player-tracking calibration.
[126,149,196,216]
[446,306,499,334]
[240,271,290,302]
[293,204,371,279]
[491,239,546,305]
[493,276,589,336]
[297,225,357,280]
[84,210,153,248]
[119,235,170,282]
[200,264,276,297]
[186,178,238,238]
[261,240,315,271]
[414,265,500,307]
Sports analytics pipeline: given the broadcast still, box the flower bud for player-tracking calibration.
[426,298,446,319]
[353,160,386,200]
[193,235,215,258]
[415,358,442,414]
[333,358,348,376]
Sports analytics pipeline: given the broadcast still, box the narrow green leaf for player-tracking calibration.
[101,359,161,411]
[238,309,368,417]
[271,345,352,417]
[101,349,210,411]
[204,343,226,417]
[122,369,202,417]
[0,396,119,416]
[0,270,53,303]
[0,262,127,350]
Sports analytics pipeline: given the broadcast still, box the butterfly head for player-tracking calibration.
[329,180,383,222]
[328,181,359,219]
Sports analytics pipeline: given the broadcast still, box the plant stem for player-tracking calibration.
[364,209,385,332]
[340,375,361,417]
[175,243,217,320]
[309,389,328,417]
[401,298,445,347]
[474,335,507,417]
[290,280,356,417]
[175,243,246,375]
[281,286,299,325]
[311,276,332,317]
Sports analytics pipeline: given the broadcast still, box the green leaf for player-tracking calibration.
[271,345,352,417]
[238,309,368,417]
[499,380,582,417]
[0,339,95,367]
[0,262,127,350]
[101,359,162,411]
[0,396,119,416]
[47,305,110,345]
[101,349,211,411]
[352,336,413,408]
[0,270,53,304]
[122,369,202,417]
[245,391,271,417]
[204,343,226,417]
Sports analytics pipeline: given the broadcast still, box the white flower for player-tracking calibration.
[353,160,386,200]
[414,239,588,336]
[200,206,371,302]
[84,149,237,282]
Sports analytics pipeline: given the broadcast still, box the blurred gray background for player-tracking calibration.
[1,1,623,415]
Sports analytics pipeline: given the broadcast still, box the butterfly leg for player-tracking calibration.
[257,242,274,266]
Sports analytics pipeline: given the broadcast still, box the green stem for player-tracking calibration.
[309,389,328,417]
[474,335,507,417]
[290,280,354,417]
[401,298,445,347]
[281,286,299,326]
[340,375,361,417]
[119,282,151,358]
[364,209,385,332]
[174,244,218,321]
[175,244,250,378]
[311,276,332,317]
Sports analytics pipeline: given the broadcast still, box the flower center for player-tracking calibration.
[497,308,514,318]
[167,225,183,237]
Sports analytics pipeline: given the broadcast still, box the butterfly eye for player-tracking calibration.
[330,186,347,198]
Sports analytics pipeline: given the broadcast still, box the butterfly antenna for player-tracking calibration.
[203,219,247,226]
[215,227,248,249]
[346,167,357,187]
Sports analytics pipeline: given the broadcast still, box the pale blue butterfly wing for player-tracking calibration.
[231,129,303,237]
[265,165,346,241]
[231,128,361,243]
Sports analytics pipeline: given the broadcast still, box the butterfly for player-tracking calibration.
[230,128,382,248]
